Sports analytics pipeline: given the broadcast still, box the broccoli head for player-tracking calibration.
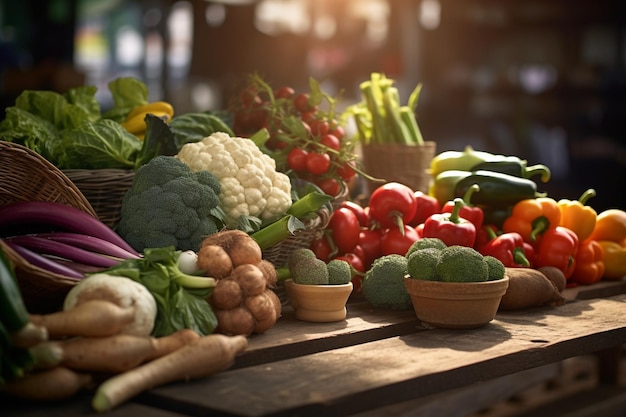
[435,245,489,283]
[117,156,222,252]
[327,259,352,285]
[407,247,441,281]
[362,254,412,310]
[405,237,447,258]
[484,255,506,281]
[290,256,329,285]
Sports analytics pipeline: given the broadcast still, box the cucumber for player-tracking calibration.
[0,248,29,332]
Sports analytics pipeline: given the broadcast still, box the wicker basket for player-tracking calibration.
[0,141,96,313]
[63,169,135,229]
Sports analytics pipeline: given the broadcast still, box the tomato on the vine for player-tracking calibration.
[341,201,368,227]
[309,119,329,137]
[336,161,357,181]
[315,177,341,196]
[380,225,420,256]
[320,134,341,151]
[287,148,309,172]
[274,86,295,99]
[329,124,345,141]
[327,207,360,255]
[294,93,317,113]
[305,152,331,175]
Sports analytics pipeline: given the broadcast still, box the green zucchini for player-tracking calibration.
[0,247,30,332]
[454,170,546,207]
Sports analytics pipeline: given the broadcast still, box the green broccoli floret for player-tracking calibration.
[484,255,506,281]
[362,254,412,310]
[405,237,447,258]
[117,156,222,252]
[407,248,442,281]
[327,259,352,285]
[435,245,489,283]
[288,248,317,273]
[290,256,329,285]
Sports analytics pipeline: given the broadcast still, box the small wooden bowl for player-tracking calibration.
[284,279,353,323]
[404,276,509,329]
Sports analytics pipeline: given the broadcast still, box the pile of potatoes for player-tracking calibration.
[198,230,282,336]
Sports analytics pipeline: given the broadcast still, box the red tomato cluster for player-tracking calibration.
[230,75,359,197]
[308,182,443,292]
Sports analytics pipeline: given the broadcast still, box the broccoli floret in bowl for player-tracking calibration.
[362,254,412,310]
[435,245,489,283]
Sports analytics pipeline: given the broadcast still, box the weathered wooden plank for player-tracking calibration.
[143,295,626,417]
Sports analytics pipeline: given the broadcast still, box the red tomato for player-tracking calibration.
[309,119,329,137]
[358,229,382,269]
[336,161,356,181]
[341,201,369,227]
[409,191,441,227]
[329,124,345,141]
[294,93,317,113]
[334,252,365,292]
[310,236,333,263]
[320,134,341,151]
[380,225,420,256]
[315,178,341,196]
[328,207,361,255]
[287,148,308,172]
[299,111,316,124]
[368,182,418,229]
[274,86,295,99]
[305,152,331,175]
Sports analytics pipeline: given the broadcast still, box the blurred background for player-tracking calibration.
[1,0,625,211]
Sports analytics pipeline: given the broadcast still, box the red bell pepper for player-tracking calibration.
[480,227,531,268]
[534,226,579,279]
[474,224,499,253]
[422,198,477,247]
[441,184,484,230]
[570,239,604,285]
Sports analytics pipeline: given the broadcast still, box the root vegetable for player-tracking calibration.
[91,334,248,412]
[256,259,278,288]
[499,268,565,310]
[201,230,263,267]
[216,306,255,336]
[197,244,233,279]
[62,273,158,337]
[29,300,136,338]
[245,289,281,333]
[231,264,266,296]
[210,278,244,310]
[60,329,202,373]
[10,322,48,349]
[537,266,567,292]
[2,366,92,401]
[29,342,64,369]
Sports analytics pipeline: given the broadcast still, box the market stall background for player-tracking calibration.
[0,0,625,211]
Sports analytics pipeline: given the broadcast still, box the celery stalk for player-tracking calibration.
[382,87,411,145]
[250,215,306,250]
[399,106,424,145]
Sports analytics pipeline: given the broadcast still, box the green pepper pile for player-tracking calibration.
[428,146,552,228]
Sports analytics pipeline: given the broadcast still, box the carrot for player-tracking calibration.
[29,299,135,338]
[2,366,92,401]
[91,334,248,412]
[499,267,566,310]
[59,329,201,373]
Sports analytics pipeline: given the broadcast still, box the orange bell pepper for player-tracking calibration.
[570,239,604,285]
[558,189,597,242]
[597,240,626,279]
[502,197,561,244]
[588,209,626,243]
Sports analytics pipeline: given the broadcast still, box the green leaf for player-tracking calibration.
[169,112,234,150]
[134,114,179,169]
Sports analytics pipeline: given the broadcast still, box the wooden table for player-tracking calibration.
[4,280,626,417]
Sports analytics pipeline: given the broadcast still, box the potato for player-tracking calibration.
[500,268,565,310]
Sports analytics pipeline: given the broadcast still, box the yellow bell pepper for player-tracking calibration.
[597,240,626,279]
[589,209,626,243]
[558,189,597,242]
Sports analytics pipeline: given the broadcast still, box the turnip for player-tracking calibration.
[61,273,158,337]
[215,306,256,336]
[231,263,266,296]
[256,259,278,288]
[201,230,263,268]
[197,244,233,279]
[91,334,248,412]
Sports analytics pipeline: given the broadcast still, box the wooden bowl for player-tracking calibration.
[284,279,353,323]
[404,276,509,329]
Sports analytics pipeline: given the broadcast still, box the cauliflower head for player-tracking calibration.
[117,155,222,252]
[176,132,292,226]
